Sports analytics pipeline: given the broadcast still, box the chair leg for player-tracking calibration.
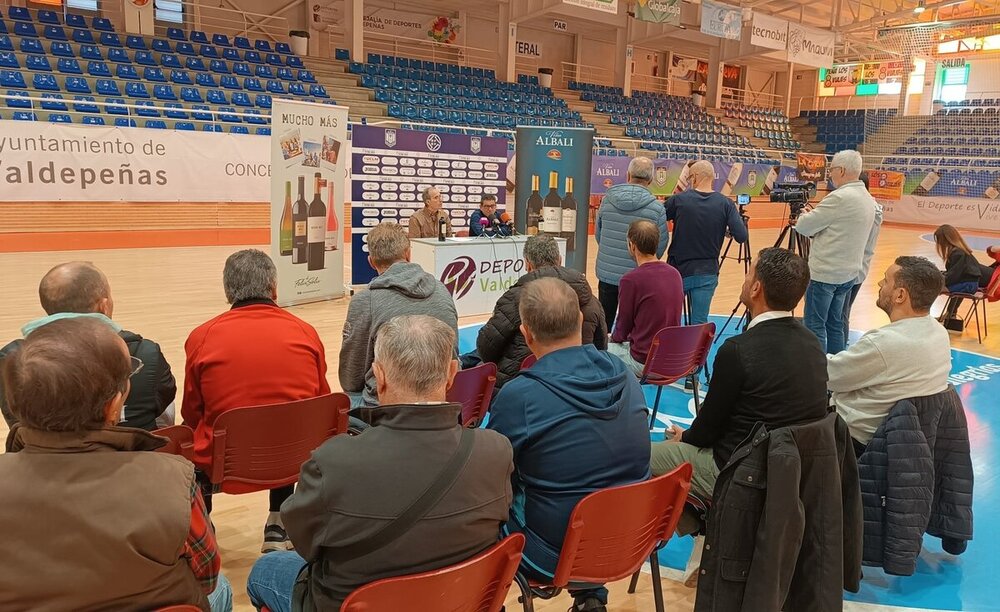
[692,379,702,415]
[514,572,534,612]
[975,301,983,344]
[650,386,663,430]
[649,552,665,612]
[628,569,640,594]
[984,299,988,338]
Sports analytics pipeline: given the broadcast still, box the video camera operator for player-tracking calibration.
[794,149,876,354]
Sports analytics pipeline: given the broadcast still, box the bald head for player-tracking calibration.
[38,262,112,317]
[519,277,583,345]
[689,160,716,191]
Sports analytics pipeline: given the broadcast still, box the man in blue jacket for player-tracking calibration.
[595,157,668,330]
[468,195,511,237]
[488,277,651,612]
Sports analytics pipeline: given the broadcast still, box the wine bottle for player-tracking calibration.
[542,171,561,234]
[279,180,292,256]
[526,175,543,236]
[325,178,338,251]
[292,175,308,264]
[307,172,326,271]
[561,177,577,252]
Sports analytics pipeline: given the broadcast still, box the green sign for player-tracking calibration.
[634,0,681,25]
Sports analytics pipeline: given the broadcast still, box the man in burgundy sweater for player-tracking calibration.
[607,220,685,376]
[182,249,330,554]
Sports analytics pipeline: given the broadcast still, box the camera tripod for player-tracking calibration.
[719,207,752,275]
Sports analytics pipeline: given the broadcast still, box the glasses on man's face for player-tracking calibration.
[483,203,497,209]
[130,356,144,378]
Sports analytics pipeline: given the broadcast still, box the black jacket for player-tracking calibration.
[282,403,513,611]
[0,330,176,431]
[682,317,830,468]
[859,386,974,576]
[476,266,607,389]
[944,249,990,288]
[696,412,863,612]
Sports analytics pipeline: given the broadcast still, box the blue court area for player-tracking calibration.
[458,314,1000,611]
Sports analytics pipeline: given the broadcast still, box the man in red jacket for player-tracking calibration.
[182,249,330,553]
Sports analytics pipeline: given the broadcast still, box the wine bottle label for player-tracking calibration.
[308,217,325,243]
[295,221,307,237]
[562,209,576,233]
[919,171,940,192]
[542,207,561,232]
[280,235,292,253]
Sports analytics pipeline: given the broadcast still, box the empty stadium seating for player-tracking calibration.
[725,102,800,151]
[799,109,896,154]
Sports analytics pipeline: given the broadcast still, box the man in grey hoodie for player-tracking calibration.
[339,222,459,407]
[595,157,668,330]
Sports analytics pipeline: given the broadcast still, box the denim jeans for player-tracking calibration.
[841,283,862,349]
[804,279,856,354]
[208,573,233,612]
[683,274,720,326]
[246,551,308,612]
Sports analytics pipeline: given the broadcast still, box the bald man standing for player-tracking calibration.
[0,262,176,431]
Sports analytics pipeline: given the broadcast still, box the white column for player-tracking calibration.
[784,62,795,116]
[918,61,937,116]
[614,27,628,90]
[344,0,363,63]
[707,46,723,109]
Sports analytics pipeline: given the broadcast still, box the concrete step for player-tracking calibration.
[328,87,374,103]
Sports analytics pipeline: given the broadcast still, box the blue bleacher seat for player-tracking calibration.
[12,111,37,121]
[72,29,95,45]
[0,35,10,52]
[207,89,228,105]
[245,51,262,64]
[82,115,105,125]
[218,106,240,122]
[37,10,60,25]
[166,27,186,41]
[192,104,212,120]
[243,109,265,124]
[115,118,137,127]
[310,84,329,99]
[254,40,272,52]
[135,50,156,66]
[254,93,271,108]
[298,70,316,83]
[87,61,111,77]
[73,95,99,113]
[164,102,187,119]
[50,41,74,57]
[80,44,102,60]
[5,89,29,107]
[26,54,52,71]
[212,33,231,47]
[14,22,38,38]
[175,121,195,130]
[21,38,44,54]
[186,57,207,72]
[334,48,349,61]
[232,92,251,107]
[100,32,122,47]
[275,42,291,55]
[204,124,222,132]
[43,26,67,41]
[41,93,67,111]
[108,48,130,63]
[161,54,181,69]
[141,67,164,82]
[230,125,249,134]
[223,47,240,62]
[243,77,263,92]
[190,30,209,45]
[233,62,252,77]
[33,73,59,91]
[276,67,294,81]
[288,83,306,97]
[126,82,149,98]
[266,53,282,66]
[117,64,139,80]
[152,38,171,53]
[0,21,6,35]
[126,35,146,50]
[210,59,229,74]
[348,62,363,74]
[65,76,90,93]
[66,14,87,29]
[220,75,239,89]
[181,87,203,103]
[176,42,196,56]
[255,65,274,79]
[196,73,217,87]
[231,36,250,50]
[145,120,167,129]
[92,17,114,32]
[255,127,270,136]
[104,97,127,115]
[0,52,16,68]
[135,100,159,116]
[286,56,303,69]
[170,69,192,85]
[200,44,219,59]
[266,80,285,94]
[153,84,176,100]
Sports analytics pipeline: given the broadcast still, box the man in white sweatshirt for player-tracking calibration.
[828,256,952,454]
[795,149,876,354]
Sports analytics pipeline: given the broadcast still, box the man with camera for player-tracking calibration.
[795,150,876,354]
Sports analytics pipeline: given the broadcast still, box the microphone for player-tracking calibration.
[500,212,515,236]
[478,216,491,238]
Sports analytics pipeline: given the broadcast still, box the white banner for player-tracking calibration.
[270,99,349,306]
[516,40,543,58]
[562,0,619,14]
[881,195,1000,232]
[0,120,268,201]
[750,12,788,51]
[701,0,742,40]
[787,23,835,68]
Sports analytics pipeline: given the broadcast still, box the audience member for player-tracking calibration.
[829,256,952,455]
[182,249,330,553]
[340,222,458,405]
[477,234,607,389]
[0,261,176,431]
[408,186,453,238]
[469,194,511,237]
[795,149,876,354]
[247,315,513,612]
[595,156,668,330]
[650,248,829,497]
[488,278,650,612]
[842,171,884,347]
[665,159,748,326]
[0,318,231,611]
[607,220,684,376]
[934,224,993,324]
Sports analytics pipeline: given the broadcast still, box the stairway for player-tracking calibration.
[552,86,624,140]
[303,57,389,123]
[705,108,786,162]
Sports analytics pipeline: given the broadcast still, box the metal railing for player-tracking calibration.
[364,34,496,70]
[721,87,785,110]
[158,0,291,44]
[631,73,674,96]
[792,94,904,116]
[561,62,613,88]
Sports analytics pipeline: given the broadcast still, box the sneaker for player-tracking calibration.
[570,597,607,612]
[261,521,293,554]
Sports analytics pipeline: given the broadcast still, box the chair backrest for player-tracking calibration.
[208,392,351,494]
[154,425,195,462]
[985,266,1000,302]
[550,463,692,586]
[446,362,497,428]
[520,354,536,370]
[341,533,525,612]
[639,323,715,385]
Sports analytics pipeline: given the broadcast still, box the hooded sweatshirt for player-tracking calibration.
[595,182,669,285]
[339,261,459,406]
[487,344,651,575]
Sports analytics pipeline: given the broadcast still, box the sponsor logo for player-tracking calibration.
[470,137,481,154]
[384,129,396,148]
[440,256,477,299]
[426,133,442,152]
[547,149,562,160]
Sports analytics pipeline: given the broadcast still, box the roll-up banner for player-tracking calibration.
[270,98,349,306]
[515,126,595,274]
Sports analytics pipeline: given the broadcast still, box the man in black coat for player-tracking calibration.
[477,234,607,390]
[0,262,175,431]
[650,248,830,497]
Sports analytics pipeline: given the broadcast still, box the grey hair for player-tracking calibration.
[421,186,438,204]
[689,160,715,183]
[223,249,276,304]
[367,222,410,268]
[373,315,456,395]
[519,277,581,343]
[831,149,863,177]
[628,157,654,182]
[524,234,561,268]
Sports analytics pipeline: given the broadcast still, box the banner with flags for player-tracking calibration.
[634,0,681,24]
[701,0,742,40]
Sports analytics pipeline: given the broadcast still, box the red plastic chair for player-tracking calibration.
[341,533,525,612]
[153,424,195,462]
[447,362,497,428]
[515,463,693,612]
[206,392,350,494]
[520,354,537,370]
[639,323,715,428]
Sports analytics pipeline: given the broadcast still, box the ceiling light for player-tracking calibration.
[914,0,926,14]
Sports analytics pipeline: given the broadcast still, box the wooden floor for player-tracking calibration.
[0,226,993,611]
